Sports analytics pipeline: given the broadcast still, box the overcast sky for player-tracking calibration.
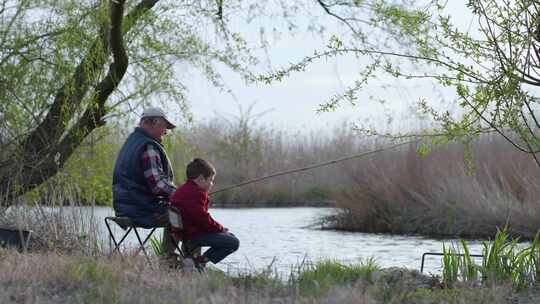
[175,1,475,133]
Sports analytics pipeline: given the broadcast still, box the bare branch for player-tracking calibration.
[316,0,369,37]
[461,94,532,154]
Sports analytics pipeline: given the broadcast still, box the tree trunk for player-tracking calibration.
[0,0,160,203]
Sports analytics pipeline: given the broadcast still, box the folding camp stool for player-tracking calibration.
[167,206,204,272]
[104,216,166,264]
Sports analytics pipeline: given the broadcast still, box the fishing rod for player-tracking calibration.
[209,139,420,195]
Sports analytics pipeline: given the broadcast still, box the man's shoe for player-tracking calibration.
[182,257,196,272]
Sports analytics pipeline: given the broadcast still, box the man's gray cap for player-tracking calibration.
[141,106,176,129]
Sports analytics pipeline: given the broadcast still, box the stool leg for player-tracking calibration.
[140,228,157,248]
[105,218,130,256]
[113,228,132,256]
[133,227,152,265]
[171,235,185,258]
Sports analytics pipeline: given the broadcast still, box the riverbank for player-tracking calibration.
[2,249,539,304]
[2,206,540,303]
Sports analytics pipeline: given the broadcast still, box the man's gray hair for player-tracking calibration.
[139,116,162,126]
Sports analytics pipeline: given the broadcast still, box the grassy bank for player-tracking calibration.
[1,249,538,304]
[323,135,540,240]
[3,201,540,303]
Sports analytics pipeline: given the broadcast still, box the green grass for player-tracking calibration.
[68,258,121,302]
[442,227,540,290]
[293,258,379,296]
[442,239,481,286]
[149,235,165,256]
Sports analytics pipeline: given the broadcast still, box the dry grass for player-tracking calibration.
[326,135,540,239]
[0,198,102,254]
[0,249,534,304]
[180,120,362,206]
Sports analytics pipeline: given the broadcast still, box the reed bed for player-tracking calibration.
[167,119,363,206]
[325,135,540,239]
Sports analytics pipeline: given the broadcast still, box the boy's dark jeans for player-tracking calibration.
[191,232,240,264]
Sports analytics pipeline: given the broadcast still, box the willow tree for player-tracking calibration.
[1,0,413,203]
[261,0,540,166]
[0,0,255,202]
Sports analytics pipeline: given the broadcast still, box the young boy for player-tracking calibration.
[170,158,239,266]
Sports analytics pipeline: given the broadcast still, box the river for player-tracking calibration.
[85,206,486,276]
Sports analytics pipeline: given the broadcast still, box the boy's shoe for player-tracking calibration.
[194,255,209,264]
[194,255,209,271]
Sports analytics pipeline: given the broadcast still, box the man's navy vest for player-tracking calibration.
[112,127,174,226]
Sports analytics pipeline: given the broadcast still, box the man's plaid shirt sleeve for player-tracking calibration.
[142,144,176,197]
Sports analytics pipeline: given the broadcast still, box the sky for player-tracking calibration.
[174,1,475,134]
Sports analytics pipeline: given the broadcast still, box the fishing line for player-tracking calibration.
[210,139,420,195]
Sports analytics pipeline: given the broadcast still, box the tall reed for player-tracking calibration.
[442,228,540,290]
[0,184,104,254]
[329,135,540,239]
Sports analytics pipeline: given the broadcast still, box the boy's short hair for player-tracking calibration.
[186,158,216,180]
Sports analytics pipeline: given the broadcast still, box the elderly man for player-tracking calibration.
[112,106,177,256]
